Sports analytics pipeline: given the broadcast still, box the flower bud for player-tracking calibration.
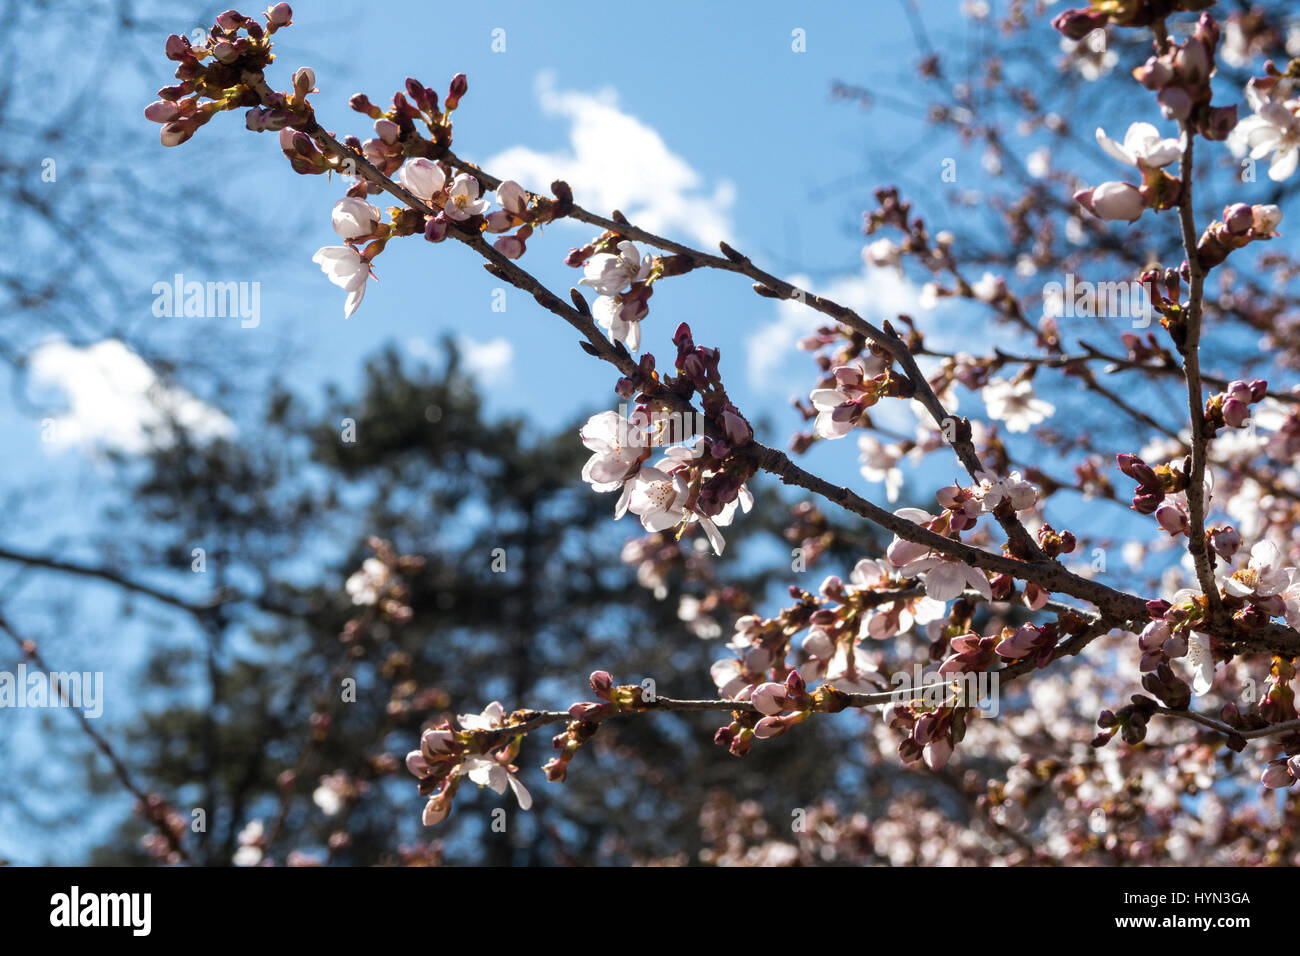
[1253,204,1282,236]
[446,72,468,110]
[753,715,788,739]
[1051,8,1108,41]
[164,34,192,61]
[1077,182,1144,223]
[1222,397,1249,428]
[268,3,293,28]
[293,67,316,98]
[1223,203,1254,236]
[399,157,447,202]
[1155,502,1188,536]
[1158,86,1193,120]
[405,751,430,777]
[923,737,953,771]
[1209,526,1240,560]
[751,682,789,716]
[160,120,194,147]
[144,100,181,124]
[424,214,449,243]
[1261,759,1295,789]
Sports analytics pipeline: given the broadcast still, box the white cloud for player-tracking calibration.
[746,264,935,388]
[455,335,514,385]
[484,73,735,248]
[30,339,234,454]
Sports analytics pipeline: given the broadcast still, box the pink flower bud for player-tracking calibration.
[923,737,953,771]
[1158,86,1193,120]
[1223,204,1254,236]
[1051,8,1107,41]
[493,235,526,259]
[913,712,937,745]
[268,3,293,28]
[164,34,192,61]
[421,728,453,754]
[589,670,614,699]
[422,797,450,827]
[160,120,194,147]
[496,180,528,217]
[1222,397,1249,429]
[753,715,788,739]
[293,67,316,98]
[1155,502,1188,536]
[567,701,604,721]
[1261,759,1295,789]
[1174,39,1208,84]
[144,100,181,123]
[1078,182,1144,223]
[721,409,752,447]
[751,682,789,716]
[446,72,468,110]
[405,751,430,777]
[1162,635,1187,659]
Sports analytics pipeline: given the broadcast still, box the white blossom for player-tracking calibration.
[981,377,1055,432]
[443,173,490,220]
[330,197,380,239]
[397,158,447,202]
[312,245,371,318]
[1229,81,1300,182]
[1095,122,1181,169]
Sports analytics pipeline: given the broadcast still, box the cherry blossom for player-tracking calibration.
[1184,631,1215,696]
[980,377,1055,432]
[344,557,389,605]
[858,434,905,502]
[1095,122,1182,169]
[443,172,490,221]
[579,241,653,351]
[972,468,1038,513]
[580,240,651,296]
[897,553,994,602]
[592,294,649,352]
[1223,539,1291,601]
[810,361,877,439]
[311,245,372,318]
[396,157,447,202]
[330,197,380,239]
[579,410,652,513]
[1229,79,1300,181]
[1074,181,1146,222]
[458,700,507,732]
[461,754,533,810]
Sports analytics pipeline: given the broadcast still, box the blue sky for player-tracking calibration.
[9,0,990,536]
[152,0,939,428]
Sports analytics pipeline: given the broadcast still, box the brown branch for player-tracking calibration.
[0,611,192,864]
[248,81,1300,663]
[1172,125,1224,622]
